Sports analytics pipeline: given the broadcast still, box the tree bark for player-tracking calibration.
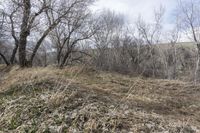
[18,0,31,67]
[57,48,62,65]
[10,43,18,64]
[194,43,200,84]
[60,51,71,68]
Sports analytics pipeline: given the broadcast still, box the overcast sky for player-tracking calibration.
[91,0,177,31]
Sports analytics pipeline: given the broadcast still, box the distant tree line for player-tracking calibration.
[0,0,200,82]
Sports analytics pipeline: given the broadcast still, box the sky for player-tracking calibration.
[91,0,177,31]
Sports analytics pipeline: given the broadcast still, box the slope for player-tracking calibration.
[0,66,200,132]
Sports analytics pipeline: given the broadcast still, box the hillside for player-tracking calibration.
[0,65,200,133]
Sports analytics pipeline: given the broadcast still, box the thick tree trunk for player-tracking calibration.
[0,52,10,66]
[18,35,28,67]
[18,0,31,67]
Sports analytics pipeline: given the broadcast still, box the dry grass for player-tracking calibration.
[0,65,200,132]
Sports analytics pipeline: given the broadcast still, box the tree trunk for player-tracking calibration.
[18,35,28,67]
[172,45,177,79]
[0,52,10,66]
[57,48,62,65]
[10,43,18,64]
[60,50,71,68]
[29,25,56,66]
[18,0,31,67]
[194,43,200,84]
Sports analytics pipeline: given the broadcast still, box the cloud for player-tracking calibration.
[91,0,177,30]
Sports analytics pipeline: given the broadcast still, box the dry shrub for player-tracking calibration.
[0,66,64,91]
[47,92,66,108]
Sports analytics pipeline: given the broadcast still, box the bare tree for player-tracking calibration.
[0,1,23,65]
[165,20,181,79]
[177,0,200,83]
[0,10,10,65]
[8,2,22,64]
[2,0,94,67]
[50,6,95,68]
[136,6,165,77]
[92,10,125,70]
[122,31,144,74]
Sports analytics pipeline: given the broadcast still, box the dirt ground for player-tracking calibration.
[0,65,200,132]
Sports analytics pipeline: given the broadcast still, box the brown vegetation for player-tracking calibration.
[0,66,199,132]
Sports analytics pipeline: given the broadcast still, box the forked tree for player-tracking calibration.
[1,0,94,67]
